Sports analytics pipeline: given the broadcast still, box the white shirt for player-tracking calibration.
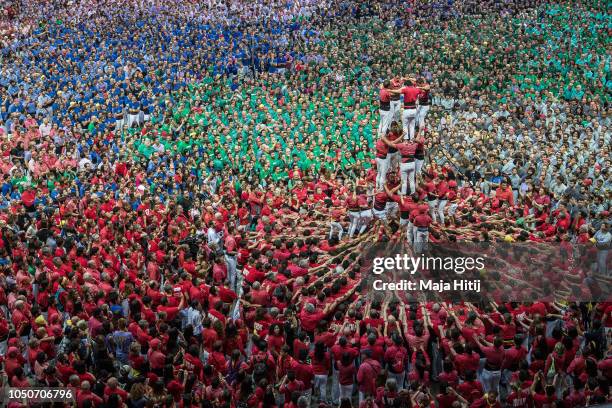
[207,226,221,246]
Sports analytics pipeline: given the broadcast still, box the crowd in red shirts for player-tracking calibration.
[0,0,611,407]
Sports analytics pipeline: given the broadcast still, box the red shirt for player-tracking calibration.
[292,361,314,388]
[357,358,382,395]
[496,186,514,206]
[437,181,449,199]
[401,86,422,107]
[337,361,356,385]
[481,346,504,370]
[532,393,556,408]
[436,393,457,408]
[413,213,433,228]
[456,380,483,403]
[379,88,391,102]
[310,351,331,375]
[77,390,104,408]
[396,142,417,161]
[279,380,304,402]
[387,131,400,152]
[373,191,388,210]
[299,309,325,333]
[506,389,530,408]
[503,346,527,370]
[375,139,388,158]
[331,344,359,362]
[379,89,391,110]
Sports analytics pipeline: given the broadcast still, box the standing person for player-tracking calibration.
[413,207,433,254]
[374,136,390,191]
[414,137,426,177]
[473,335,504,396]
[127,96,141,128]
[378,81,393,137]
[416,78,431,131]
[331,338,359,405]
[389,77,403,122]
[357,188,372,236]
[347,188,361,238]
[423,174,439,223]
[436,176,449,226]
[387,190,417,244]
[386,122,402,172]
[391,78,421,140]
[224,222,239,291]
[110,319,134,365]
[357,349,382,404]
[310,341,331,403]
[384,333,408,390]
[372,187,390,222]
[391,138,418,195]
[509,168,521,204]
[594,222,610,275]
[293,348,315,405]
[335,351,357,399]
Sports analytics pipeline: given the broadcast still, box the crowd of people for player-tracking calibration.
[0,0,610,407]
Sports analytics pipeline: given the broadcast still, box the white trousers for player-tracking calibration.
[414,228,429,254]
[402,108,417,140]
[378,109,393,136]
[331,367,340,404]
[358,209,373,234]
[128,113,141,128]
[437,199,448,225]
[385,201,399,219]
[428,199,438,223]
[416,159,424,176]
[314,374,328,401]
[390,371,406,390]
[339,384,353,400]
[348,211,361,238]
[376,157,390,190]
[399,161,416,195]
[329,222,344,240]
[406,220,415,245]
[390,100,402,122]
[373,207,387,221]
[416,105,430,129]
[387,151,400,172]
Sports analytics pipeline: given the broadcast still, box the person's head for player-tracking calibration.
[297,396,309,408]
[486,391,498,402]
[385,378,397,393]
[339,398,353,408]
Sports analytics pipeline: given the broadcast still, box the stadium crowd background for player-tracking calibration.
[0,0,610,407]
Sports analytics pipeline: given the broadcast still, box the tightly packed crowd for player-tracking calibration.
[0,0,611,407]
